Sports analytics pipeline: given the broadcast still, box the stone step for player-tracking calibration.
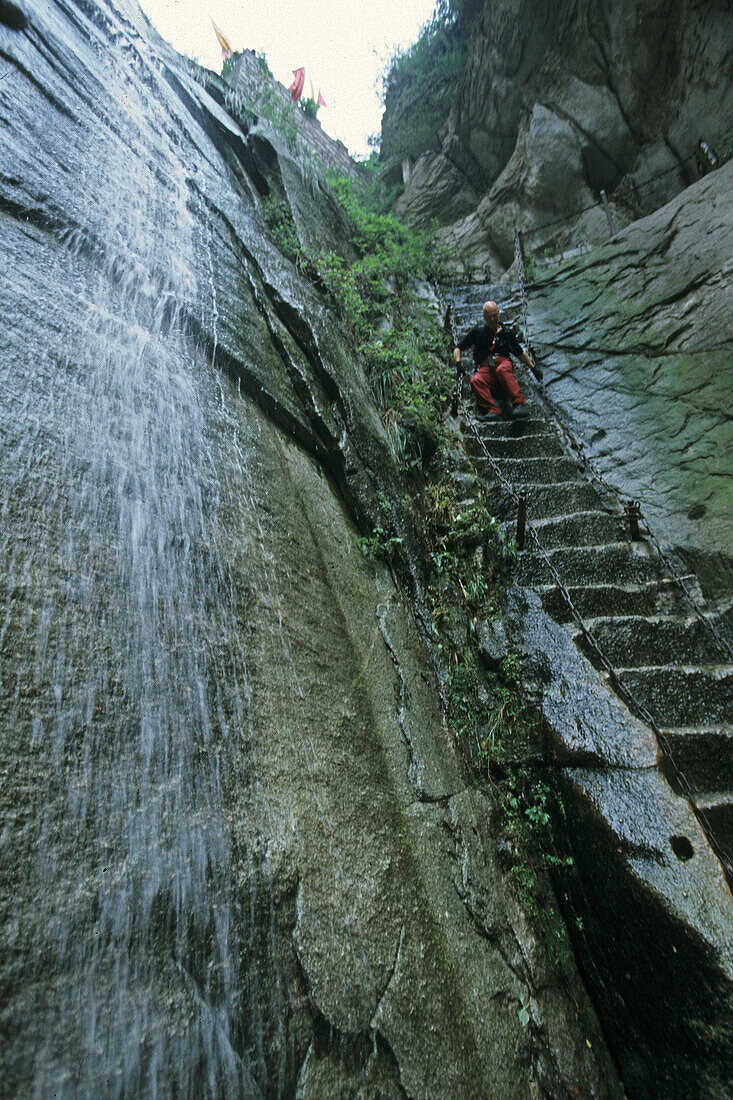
[538,577,704,621]
[576,614,729,668]
[480,455,582,485]
[517,543,664,587]
[463,417,556,442]
[612,665,733,726]
[520,511,625,550]
[488,480,603,520]
[661,727,733,794]
[465,432,566,459]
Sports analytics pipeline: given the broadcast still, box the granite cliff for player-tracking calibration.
[0,0,619,1096]
[380,0,733,273]
[1,0,732,1097]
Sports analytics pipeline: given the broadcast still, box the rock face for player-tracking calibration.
[529,159,733,589]
[0,1,620,1097]
[224,50,363,181]
[381,0,733,273]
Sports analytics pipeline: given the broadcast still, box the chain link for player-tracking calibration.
[433,273,733,878]
[514,233,531,353]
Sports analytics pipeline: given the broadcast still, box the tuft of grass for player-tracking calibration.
[262,194,302,263]
[310,175,451,467]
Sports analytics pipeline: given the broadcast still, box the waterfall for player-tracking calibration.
[0,4,291,1095]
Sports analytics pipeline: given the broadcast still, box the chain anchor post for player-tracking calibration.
[600,189,617,236]
[516,493,527,550]
[698,138,719,173]
[625,500,642,541]
[516,229,526,266]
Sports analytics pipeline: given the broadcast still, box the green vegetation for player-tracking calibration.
[262,194,301,263]
[256,87,299,150]
[358,491,404,559]
[319,177,452,467]
[298,96,319,119]
[416,468,579,968]
[222,73,300,152]
[254,51,272,79]
[262,173,452,467]
[381,0,481,162]
[258,157,584,981]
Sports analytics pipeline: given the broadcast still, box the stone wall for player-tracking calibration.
[227,50,363,182]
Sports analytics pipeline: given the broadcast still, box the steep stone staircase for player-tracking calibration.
[451,285,733,885]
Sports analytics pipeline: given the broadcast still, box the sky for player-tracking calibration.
[139,0,437,157]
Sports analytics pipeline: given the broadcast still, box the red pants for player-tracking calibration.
[470,356,526,414]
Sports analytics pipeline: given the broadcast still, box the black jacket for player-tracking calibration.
[458,323,524,365]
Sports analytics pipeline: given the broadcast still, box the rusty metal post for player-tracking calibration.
[516,494,527,550]
[600,189,616,236]
[625,500,641,540]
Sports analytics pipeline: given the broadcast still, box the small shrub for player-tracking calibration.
[524,253,539,281]
[262,194,302,263]
[299,96,319,119]
[257,87,298,150]
[359,526,403,559]
[255,51,272,79]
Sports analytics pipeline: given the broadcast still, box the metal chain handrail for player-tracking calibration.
[518,150,704,241]
[514,234,532,364]
[433,276,733,878]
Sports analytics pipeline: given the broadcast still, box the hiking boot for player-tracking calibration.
[511,403,530,420]
[476,410,502,422]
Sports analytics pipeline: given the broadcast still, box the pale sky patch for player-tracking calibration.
[139,0,437,157]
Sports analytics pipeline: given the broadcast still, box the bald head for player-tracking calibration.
[483,300,500,333]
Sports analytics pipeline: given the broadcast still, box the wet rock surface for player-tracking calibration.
[0,2,621,1097]
[529,160,733,582]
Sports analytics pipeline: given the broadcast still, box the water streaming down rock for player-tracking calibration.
[1,20,294,1098]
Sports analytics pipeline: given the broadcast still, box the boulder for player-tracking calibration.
[394,150,478,226]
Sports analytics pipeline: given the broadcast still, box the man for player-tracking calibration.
[453,301,536,420]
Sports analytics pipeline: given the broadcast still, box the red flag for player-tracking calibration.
[317,91,327,108]
[288,68,305,102]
